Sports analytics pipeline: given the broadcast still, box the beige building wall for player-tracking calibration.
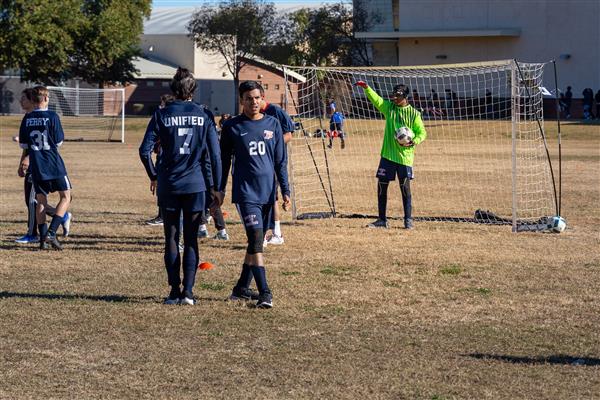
[139,34,236,114]
[363,0,600,94]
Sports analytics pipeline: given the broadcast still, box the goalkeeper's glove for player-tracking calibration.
[355,81,368,88]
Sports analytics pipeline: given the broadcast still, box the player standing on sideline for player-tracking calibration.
[327,99,346,149]
[355,81,427,229]
[18,86,72,250]
[139,68,222,305]
[259,88,293,246]
[217,81,290,308]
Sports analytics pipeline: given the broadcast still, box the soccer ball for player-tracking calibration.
[395,127,414,145]
[549,216,566,233]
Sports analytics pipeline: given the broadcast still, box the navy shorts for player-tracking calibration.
[34,176,72,195]
[236,203,273,232]
[375,158,413,182]
[329,121,344,132]
[159,191,205,213]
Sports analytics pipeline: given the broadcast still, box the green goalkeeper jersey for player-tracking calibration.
[363,86,427,166]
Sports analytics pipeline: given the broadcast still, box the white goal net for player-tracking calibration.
[283,60,557,231]
[47,86,125,142]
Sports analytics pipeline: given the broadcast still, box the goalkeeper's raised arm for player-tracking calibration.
[355,80,427,230]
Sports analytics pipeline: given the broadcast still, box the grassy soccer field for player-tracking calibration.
[0,116,599,399]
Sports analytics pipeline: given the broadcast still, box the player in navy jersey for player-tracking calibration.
[139,68,222,305]
[145,94,174,227]
[217,81,291,309]
[259,92,294,246]
[18,86,72,250]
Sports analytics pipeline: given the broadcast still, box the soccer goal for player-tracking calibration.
[283,60,559,231]
[47,86,125,142]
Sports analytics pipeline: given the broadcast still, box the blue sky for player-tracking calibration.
[152,0,339,6]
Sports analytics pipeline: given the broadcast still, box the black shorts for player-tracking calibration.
[375,158,413,182]
[329,121,344,132]
[34,176,72,195]
[236,203,273,232]
[159,191,205,213]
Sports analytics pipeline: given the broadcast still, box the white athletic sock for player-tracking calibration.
[218,228,227,235]
[274,221,282,237]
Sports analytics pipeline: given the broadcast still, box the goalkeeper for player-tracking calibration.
[356,81,427,229]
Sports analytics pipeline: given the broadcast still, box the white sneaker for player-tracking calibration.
[62,212,72,237]
[198,229,209,238]
[267,234,284,245]
[180,291,195,305]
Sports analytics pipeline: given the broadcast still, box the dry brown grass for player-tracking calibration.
[0,116,599,399]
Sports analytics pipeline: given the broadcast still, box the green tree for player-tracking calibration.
[187,0,278,111]
[71,0,151,86]
[0,0,83,83]
[279,1,381,67]
[0,0,150,85]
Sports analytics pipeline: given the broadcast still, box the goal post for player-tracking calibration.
[283,60,557,230]
[47,86,126,142]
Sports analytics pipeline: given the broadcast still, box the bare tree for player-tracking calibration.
[187,0,278,112]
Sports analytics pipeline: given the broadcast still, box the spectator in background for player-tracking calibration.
[582,88,594,120]
[558,93,567,118]
[485,89,494,119]
[595,89,600,120]
[411,89,423,112]
[564,86,573,119]
[425,88,443,118]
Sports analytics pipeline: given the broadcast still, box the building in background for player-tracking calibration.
[355,0,599,103]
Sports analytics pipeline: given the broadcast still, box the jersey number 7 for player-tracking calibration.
[178,128,193,154]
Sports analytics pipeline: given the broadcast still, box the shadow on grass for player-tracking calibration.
[0,290,156,303]
[467,353,600,366]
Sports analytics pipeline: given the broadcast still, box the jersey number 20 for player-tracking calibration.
[249,140,266,156]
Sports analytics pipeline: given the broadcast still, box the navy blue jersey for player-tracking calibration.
[263,103,295,134]
[139,100,221,196]
[19,109,68,182]
[219,114,290,204]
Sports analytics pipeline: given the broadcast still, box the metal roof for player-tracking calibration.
[133,57,178,79]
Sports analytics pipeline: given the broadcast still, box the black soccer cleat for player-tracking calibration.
[45,234,63,250]
[367,219,389,229]
[256,292,273,309]
[163,287,181,305]
[39,238,49,250]
[229,286,260,301]
[39,234,61,250]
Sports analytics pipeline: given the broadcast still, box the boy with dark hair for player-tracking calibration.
[18,86,72,250]
[139,68,222,305]
[355,81,427,229]
[217,80,290,308]
[258,87,294,245]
